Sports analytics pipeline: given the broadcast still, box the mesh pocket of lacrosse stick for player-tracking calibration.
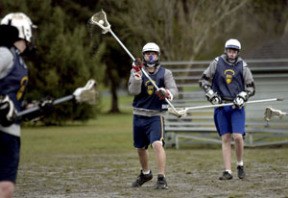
[89,10,111,34]
[264,107,286,121]
[74,80,98,105]
[79,88,97,105]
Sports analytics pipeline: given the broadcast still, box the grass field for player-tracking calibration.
[14,95,288,198]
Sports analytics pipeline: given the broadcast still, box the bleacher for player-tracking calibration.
[162,59,288,148]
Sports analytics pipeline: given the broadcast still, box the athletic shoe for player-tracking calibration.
[132,170,153,187]
[237,165,245,179]
[219,171,233,180]
[155,174,168,189]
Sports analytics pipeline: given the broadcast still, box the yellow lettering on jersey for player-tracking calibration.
[17,76,28,100]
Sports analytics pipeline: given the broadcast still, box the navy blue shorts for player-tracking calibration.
[133,115,165,149]
[0,131,20,183]
[214,106,246,136]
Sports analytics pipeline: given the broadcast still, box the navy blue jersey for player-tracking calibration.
[0,47,28,112]
[133,67,167,111]
[212,57,245,101]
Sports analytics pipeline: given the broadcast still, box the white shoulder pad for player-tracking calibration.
[0,47,14,79]
[242,60,248,67]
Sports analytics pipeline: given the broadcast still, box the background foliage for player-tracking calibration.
[1,0,288,120]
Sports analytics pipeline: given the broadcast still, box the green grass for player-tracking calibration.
[21,113,133,156]
[21,93,134,166]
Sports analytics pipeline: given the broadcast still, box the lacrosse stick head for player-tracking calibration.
[264,107,273,121]
[73,79,98,105]
[89,9,111,34]
[264,107,286,121]
[168,107,187,118]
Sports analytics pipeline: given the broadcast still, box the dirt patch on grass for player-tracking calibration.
[15,148,288,198]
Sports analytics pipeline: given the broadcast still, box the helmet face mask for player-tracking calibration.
[143,51,159,67]
[224,39,241,63]
[225,48,239,63]
[142,42,160,67]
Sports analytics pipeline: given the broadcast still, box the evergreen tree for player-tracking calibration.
[0,0,103,124]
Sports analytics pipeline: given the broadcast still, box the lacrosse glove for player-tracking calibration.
[39,97,54,115]
[155,88,173,100]
[132,58,143,80]
[19,98,54,122]
[205,89,222,105]
[0,95,16,127]
[233,91,248,109]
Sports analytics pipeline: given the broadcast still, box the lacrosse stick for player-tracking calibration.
[168,98,283,117]
[16,79,97,119]
[89,10,181,116]
[264,107,287,122]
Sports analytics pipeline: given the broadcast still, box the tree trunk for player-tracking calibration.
[109,79,120,113]
[106,67,120,113]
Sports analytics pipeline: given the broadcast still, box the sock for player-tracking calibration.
[237,161,244,166]
[225,169,232,174]
[142,170,151,175]
[158,174,165,177]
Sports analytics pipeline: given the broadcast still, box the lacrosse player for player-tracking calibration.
[199,39,255,180]
[0,12,38,198]
[128,42,178,189]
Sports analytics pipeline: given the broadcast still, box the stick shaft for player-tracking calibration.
[16,95,74,118]
[185,98,280,111]
[109,29,135,61]
[108,29,179,113]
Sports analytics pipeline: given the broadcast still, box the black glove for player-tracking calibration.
[0,95,16,126]
[233,91,248,109]
[205,89,222,105]
[39,98,54,115]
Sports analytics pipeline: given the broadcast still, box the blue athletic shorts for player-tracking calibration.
[214,106,246,136]
[0,131,20,183]
[133,115,165,149]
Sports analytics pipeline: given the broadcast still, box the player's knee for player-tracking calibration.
[233,134,243,143]
[0,181,15,198]
[137,147,147,154]
[221,134,231,143]
[152,141,163,150]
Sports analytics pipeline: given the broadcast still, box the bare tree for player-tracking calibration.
[116,0,249,61]
[97,0,288,112]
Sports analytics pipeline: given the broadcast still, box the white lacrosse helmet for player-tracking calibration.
[142,42,160,67]
[1,12,36,43]
[224,39,241,51]
[142,42,160,54]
